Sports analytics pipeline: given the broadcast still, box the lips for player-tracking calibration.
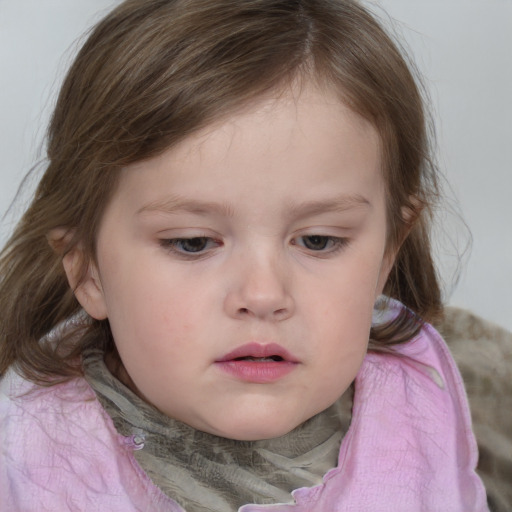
[215,343,299,383]
[216,343,299,363]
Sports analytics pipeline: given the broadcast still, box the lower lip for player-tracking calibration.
[215,360,297,383]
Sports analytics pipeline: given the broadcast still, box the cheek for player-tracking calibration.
[103,266,216,361]
[314,260,382,314]
[307,311,370,409]
[302,262,378,361]
[319,302,373,355]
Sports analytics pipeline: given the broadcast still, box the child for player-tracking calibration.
[0,0,489,510]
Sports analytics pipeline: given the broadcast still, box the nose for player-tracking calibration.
[224,250,294,321]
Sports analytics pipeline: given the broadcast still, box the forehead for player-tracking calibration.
[115,84,383,213]
[184,84,377,156]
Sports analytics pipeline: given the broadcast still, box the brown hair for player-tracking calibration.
[0,0,441,384]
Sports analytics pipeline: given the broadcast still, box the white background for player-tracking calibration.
[1,0,511,330]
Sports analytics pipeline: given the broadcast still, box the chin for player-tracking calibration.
[205,416,304,442]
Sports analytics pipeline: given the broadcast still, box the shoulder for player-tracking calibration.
[365,313,471,409]
[327,307,489,510]
[360,318,476,443]
[0,367,108,451]
[0,369,170,511]
[365,299,475,419]
[437,307,512,512]
[1,370,106,505]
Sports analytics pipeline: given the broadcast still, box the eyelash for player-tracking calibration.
[293,235,349,255]
[159,237,221,258]
[159,235,349,258]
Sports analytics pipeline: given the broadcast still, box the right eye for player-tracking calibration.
[160,237,220,255]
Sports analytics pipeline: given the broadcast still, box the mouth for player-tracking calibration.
[232,355,285,362]
[216,343,299,364]
[215,343,299,383]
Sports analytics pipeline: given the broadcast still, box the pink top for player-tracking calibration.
[0,321,489,511]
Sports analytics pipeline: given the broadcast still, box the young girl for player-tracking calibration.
[0,0,489,510]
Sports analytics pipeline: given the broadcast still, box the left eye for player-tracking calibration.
[160,237,217,254]
[295,235,347,252]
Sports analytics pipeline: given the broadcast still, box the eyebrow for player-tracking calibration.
[285,194,371,219]
[137,194,371,218]
[137,197,235,217]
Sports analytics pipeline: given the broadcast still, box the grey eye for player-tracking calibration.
[301,235,330,250]
[175,237,210,252]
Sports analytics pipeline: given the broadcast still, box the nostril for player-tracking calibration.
[238,308,250,315]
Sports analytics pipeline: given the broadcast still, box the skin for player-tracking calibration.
[66,83,395,441]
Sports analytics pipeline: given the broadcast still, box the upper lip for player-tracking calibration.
[216,343,299,363]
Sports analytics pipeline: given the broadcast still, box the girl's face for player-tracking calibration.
[75,84,392,440]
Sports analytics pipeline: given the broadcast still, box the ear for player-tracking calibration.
[375,198,421,298]
[48,228,108,320]
[375,250,395,299]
